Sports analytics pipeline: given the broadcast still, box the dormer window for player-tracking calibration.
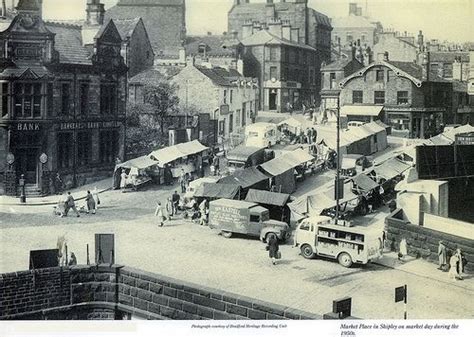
[198,43,206,56]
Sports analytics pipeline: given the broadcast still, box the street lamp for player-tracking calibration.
[328,99,342,226]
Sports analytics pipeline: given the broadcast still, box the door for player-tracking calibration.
[16,148,38,184]
[269,91,277,110]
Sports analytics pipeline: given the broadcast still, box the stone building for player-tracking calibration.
[373,31,421,63]
[228,0,332,62]
[319,51,364,122]
[339,52,453,139]
[105,0,186,61]
[331,2,383,52]
[0,0,127,196]
[240,27,320,112]
[171,62,258,145]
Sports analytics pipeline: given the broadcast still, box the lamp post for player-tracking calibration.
[328,99,342,226]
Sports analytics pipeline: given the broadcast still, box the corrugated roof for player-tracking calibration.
[245,189,290,207]
[45,22,92,65]
[240,30,316,51]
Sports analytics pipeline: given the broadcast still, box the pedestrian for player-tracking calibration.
[382,231,386,251]
[172,190,180,215]
[311,127,317,144]
[179,169,186,193]
[120,169,128,191]
[85,190,96,214]
[267,235,280,265]
[165,197,174,219]
[213,156,220,176]
[164,165,173,186]
[398,238,407,261]
[437,241,447,270]
[449,251,460,280]
[57,193,67,217]
[93,187,101,209]
[54,173,63,194]
[155,201,165,227]
[65,192,80,217]
[199,199,208,226]
[455,248,465,280]
[68,252,77,266]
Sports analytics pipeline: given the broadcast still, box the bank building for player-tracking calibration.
[0,0,127,196]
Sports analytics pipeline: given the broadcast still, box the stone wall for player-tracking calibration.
[0,265,321,320]
[385,209,474,271]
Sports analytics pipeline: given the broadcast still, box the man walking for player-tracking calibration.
[65,192,80,217]
[438,241,447,270]
[172,190,180,215]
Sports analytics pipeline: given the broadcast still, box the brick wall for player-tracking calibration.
[385,209,474,271]
[0,265,321,320]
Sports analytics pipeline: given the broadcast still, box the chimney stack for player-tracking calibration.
[383,51,389,61]
[417,30,424,51]
[351,43,356,60]
[268,18,282,38]
[349,3,358,15]
[86,0,105,26]
[290,27,300,43]
[421,52,430,81]
[281,20,291,40]
[242,20,253,39]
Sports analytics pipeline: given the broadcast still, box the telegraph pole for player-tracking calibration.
[335,97,341,225]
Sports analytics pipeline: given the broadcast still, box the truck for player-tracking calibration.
[293,216,383,267]
[208,199,290,242]
[245,122,280,148]
[226,145,268,174]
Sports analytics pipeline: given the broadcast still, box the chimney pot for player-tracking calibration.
[383,52,389,61]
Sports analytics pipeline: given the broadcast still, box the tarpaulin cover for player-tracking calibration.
[352,173,379,192]
[149,140,208,167]
[281,148,315,166]
[115,155,158,171]
[259,158,294,176]
[260,149,314,176]
[226,145,263,162]
[372,158,412,180]
[340,105,384,117]
[245,189,290,207]
[218,167,269,189]
[194,182,240,199]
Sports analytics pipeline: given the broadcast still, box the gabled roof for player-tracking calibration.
[114,18,141,40]
[196,66,251,87]
[311,10,332,28]
[185,35,240,57]
[129,68,166,85]
[240,30,316,51]
[218,167,269,190]
[322,58,362,71]
[430,51,469,63]
[45,22,92,65]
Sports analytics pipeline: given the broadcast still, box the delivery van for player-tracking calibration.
[209,199,290,242]
[245,123,280,148]
[226,145,267,174]
[293,216,383,267]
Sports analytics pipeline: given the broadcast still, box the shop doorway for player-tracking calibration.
[269,91,277,110]
[15,148,38,184]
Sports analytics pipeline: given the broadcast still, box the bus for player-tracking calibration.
[294,216,383,267]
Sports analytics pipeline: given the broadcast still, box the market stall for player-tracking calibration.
[194,182,241,201]
[218,166,270,197]
[245,189,291,224]
[113,155,159,190]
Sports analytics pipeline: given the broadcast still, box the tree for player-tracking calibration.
[142,82,180,132]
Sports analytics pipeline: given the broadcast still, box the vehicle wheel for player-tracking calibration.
[265,232,277,243]
[338,252,353,268]
[300,244,315,259]
[221,231,233,238]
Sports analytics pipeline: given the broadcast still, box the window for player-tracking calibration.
[100,84,117,115]
[218,120,225,136]
[250,215,260,222]
[270,66,277,80]
[281,67,287,81]
[77,131,92,166]
[376,70,384,82]
[80,83,89,115]
[235,109,241,127]
[223,90,227,104]
[329,72,336,89]
[269,46,278,61]
[230,90,233,104]
[99,130,119,164]
[241,104,246,126]
[61,83,70,115]
[198,43,206,55]
[295,50,299,64]
[374,91,385,104]
[443,63,453,78]
[57,132,73,169]
[387,70,393,82]
[46,83,53,116]
[299,222,310,231]
[13,83,43,118]
[1,83,9,117]
[229,113,233,133]
[352,90,363,104]
[361,34,366,43]
[397,91,409,105]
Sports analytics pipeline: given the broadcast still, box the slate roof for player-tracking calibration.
[430,51,470,63]
[114,18,141,40]
[196,66,250,87]
[385,60,447,82]
[117,0,184,6]
[45,22,92,65]
[185,35,239,57]
[332,15,376,29]
[240,30,316,51]
[322,58,362,71]
[311,10,332,28]
[129,68,165,85]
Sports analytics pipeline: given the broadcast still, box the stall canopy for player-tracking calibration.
[149,140,208,167]
[194,182,241,199]
[226,145,263,162]
[352,173,379,192]
[245,189,290,207]
[259,158,294,176]
[260,149,314,177]
[340,105,384,117]
[115,155,158,171]
[218,167,269,189]
[372,158,412,180]
[281,148,315,166]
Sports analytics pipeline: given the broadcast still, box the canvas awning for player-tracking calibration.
[218,167,269,189]
[259,159,294,176]
[226,145,263,162]
[194,183,241,199]
[115,155,158,171]
[372,158,412,180]
[245,189,290,207]
[340,105,384,117]
[149,140,208,168]
[281,148,315,166]
[352,174,379,192]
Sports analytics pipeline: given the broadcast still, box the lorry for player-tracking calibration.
[226,145,269,174]
[208,199,290,242]
[293,216,383,267]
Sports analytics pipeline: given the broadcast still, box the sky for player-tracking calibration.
[27,0,473,43]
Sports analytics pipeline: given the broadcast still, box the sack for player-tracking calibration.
[276,251,282,260]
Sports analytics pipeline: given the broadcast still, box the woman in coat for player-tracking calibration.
[155,201,165,227]
[267,235,280,265]
[86,190,96,214]
[449,252,460,280]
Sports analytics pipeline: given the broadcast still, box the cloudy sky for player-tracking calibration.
[33,0,473,43]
